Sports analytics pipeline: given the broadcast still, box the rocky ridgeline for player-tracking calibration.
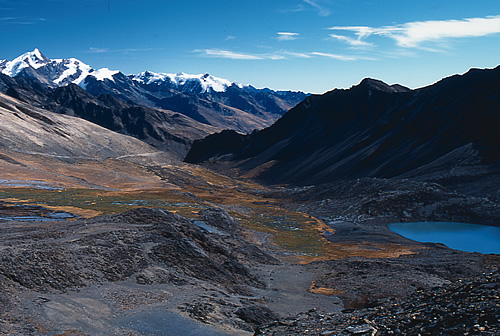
[255,271,499,335]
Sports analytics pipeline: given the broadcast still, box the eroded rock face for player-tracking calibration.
[0,207,276,295]
[198,207,242,235]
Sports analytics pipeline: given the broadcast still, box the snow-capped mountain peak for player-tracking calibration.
[132,71,243,93]
[1,48,50,77]
[0,49,119,87]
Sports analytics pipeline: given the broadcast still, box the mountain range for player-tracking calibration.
[0,49,307,134]
[2,48,499,199]
[185,66,500,196]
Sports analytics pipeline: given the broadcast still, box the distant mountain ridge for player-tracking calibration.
[0,49,236,92]
[185,66,500,186]
[1,49,307,133]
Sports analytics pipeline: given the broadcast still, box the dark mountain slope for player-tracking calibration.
[185,66,500,185]
[0,75,218,158]
[0,73,48,106]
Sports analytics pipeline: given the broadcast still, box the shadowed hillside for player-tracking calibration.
[185,66,500,186]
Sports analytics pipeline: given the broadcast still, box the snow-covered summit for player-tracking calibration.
[1,48,50,77]
[0,49,119,87]
[132,71,243,94]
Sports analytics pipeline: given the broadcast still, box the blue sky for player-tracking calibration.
[1,0,500,93]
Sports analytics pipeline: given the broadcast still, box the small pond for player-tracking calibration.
[387,222,500,254]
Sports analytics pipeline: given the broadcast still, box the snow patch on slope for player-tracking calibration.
[90,68,119,81]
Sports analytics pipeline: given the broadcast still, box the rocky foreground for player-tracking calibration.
[0,203,498,335]
[0,207,281,334]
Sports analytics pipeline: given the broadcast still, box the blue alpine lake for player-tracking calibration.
[387,222,500,254]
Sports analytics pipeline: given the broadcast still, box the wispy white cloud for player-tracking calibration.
[196,49,264,60]
[196,48,367,61]
[279,4,306,14]
[304,0,331,17]
[309,52,357,61]
[89,47,110,53]
[88,47,158,54]
[0,16,46,24]
[225,35,236,41]
[121,48,158,53]
[4,21,35,25]
[276,32,300,41]
[329,34,373,47]
[281,51,313,58]
[329,15,500,49]
[390,16,500,47]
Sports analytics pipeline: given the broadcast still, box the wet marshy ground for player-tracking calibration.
[0,187,329,258]
[0,185,419,262]
[0,201,77,221]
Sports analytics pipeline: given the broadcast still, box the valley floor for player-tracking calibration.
[0,162,499,335]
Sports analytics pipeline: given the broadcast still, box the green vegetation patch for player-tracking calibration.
[0,188,204,218]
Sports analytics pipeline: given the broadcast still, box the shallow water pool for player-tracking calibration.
[115,309,231,336]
